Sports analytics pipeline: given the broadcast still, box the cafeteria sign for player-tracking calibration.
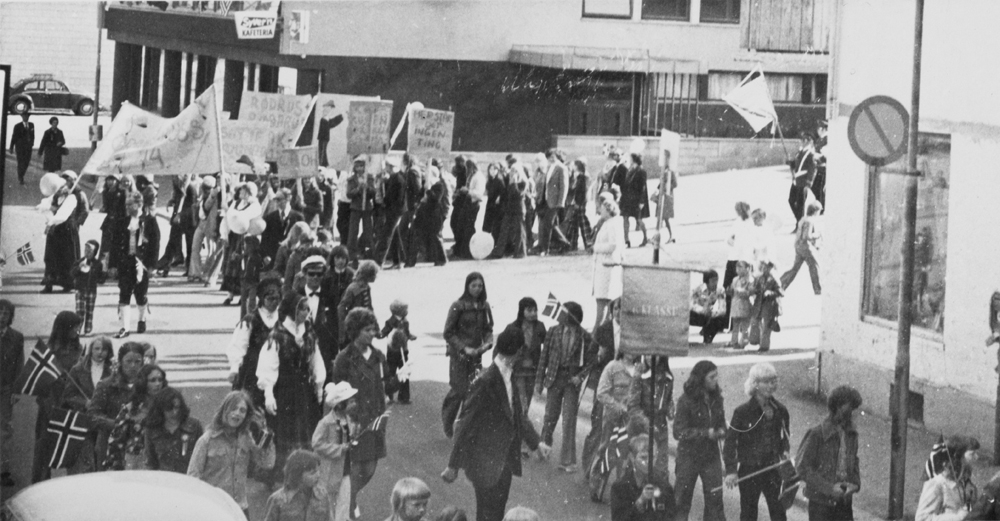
[234,9,277,39]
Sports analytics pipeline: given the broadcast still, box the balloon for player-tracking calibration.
[247,216,267,236]
[409,101,425,112]
[629,137,646,155]
[39,173,65,197]
[227,211,251,235]
[470,232,495,260]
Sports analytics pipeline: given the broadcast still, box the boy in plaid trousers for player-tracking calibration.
[72,239,105,336]
[563,158,594,251]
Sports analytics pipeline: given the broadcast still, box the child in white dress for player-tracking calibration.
[728,261,755,348]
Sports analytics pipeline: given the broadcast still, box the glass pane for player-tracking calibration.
[642,0,689,20]
[863,134,950,333]
[700,0,739,23]
[583,0,632,17]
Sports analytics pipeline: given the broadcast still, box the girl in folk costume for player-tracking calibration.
[221,182,263,306]
[256,292,326,486]
[115,187,160,338]
[227,276,283,410]
[312,381,360,521]
[41,174,83,292]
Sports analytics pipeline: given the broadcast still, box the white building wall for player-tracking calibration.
[822,0,1000,436]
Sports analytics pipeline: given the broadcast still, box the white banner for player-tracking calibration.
[239,91,314,161]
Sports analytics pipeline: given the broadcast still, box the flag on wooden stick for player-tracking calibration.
[15,242,35,266]
[722,64,779,134]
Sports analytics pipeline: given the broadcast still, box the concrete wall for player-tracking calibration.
[821,0,1000,442]
[0,2,115,109]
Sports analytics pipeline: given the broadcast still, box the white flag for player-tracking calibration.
[83,87,221,176]
[722,65,779,134]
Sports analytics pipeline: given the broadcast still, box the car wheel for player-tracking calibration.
[76,99,95,116]
[10,99,30,114]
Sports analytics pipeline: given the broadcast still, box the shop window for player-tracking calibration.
[583,0,632,18]
[700,0,739,23]
[862,134,950,334]
[706,71,808,103]
[642,0,689,20]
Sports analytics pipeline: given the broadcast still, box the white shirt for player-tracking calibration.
[226,307,279,373]
[256,317,326,404]
[915,473,968,521]
[90,362,104,388]
[467,171,487,203]
[305,285,321,321]
[47,192,78,227]
[336,172,351,203]
[495,356,514,409]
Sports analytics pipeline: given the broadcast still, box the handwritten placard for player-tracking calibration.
[620,265,690,357]
[221,120,272,168]
[276,146,318,178]
[347,100,393,156]
[239,91,313,160]
[407,108,454,157]
[312,93,380,170]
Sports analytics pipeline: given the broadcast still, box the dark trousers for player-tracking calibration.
[674,452,726,521]
[118,259,150,305]
[540,371,581,466]
[442,386,466,437]
[158,216,194,272]
[473,467,513,521]
[406,226,447,267]
[524,205,536,248]
[318,140,329,167]
[690,311,727,339]
[738,466,786,521]
[336,201,352,243]
[348,209,373,260]
[15,147,31,183]
[489,215,527,259]
[807,498,853,521]
[788,184,807,224]
[373,210,404,265]
[513,374,536,449]
[581,389,603,475]
[723,260,738,325]
[537,205,570,253]
[350,458,378,514]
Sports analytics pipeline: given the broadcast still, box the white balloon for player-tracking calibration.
[409,101,425,112]
[39,173,65,197]
[247,216,267,236]
[227,211,251,235]
[629,137,646,155]
[470,232,495,260]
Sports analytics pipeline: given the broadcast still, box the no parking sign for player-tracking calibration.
[847,95,909,167]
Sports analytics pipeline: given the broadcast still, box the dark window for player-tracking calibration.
[642,0,689,20]
[700,0,739,23]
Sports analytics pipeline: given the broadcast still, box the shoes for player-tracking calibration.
[386,264,401,270]
[771,320,781,332]
[557,464,580,473]
[703,334,716,345]
[353,506,361,520]
[114,328,130,339]
[639,238,649,247]
[40,286,53,294]
[137,320,147,334]
[222,297,233,306]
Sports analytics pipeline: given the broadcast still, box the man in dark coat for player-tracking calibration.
[316,100,344,168]
[617,153,649,247]
[373,158,407,267]
[37,117,65,173]
[9,113,34,185]
[261,188,304,268]
[442,327,551,521]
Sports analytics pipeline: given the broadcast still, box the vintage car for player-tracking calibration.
[7,75,96,116]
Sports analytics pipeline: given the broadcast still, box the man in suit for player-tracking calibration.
[442,326,551,521]
[533,148,572,256]
[317,100,344,168]
[296,256,338,373]
[373,157,407,268]
[9,113,34,185]
[261,188,304,268]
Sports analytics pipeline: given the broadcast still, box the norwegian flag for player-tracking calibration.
[41,407,92,468]
[541,293,564,321]
[13,340,63,396]
[15,242,35,266]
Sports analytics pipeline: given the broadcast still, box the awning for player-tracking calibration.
[509,45,701,74]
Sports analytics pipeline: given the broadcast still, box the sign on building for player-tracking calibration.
[407,108,455,157]
[233,7,278,39]
[620,265,690,357]
[347,100,394,156]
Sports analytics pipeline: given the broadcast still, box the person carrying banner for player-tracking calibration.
[115,188,160,339]
[627,355,675,478]
[0,300,24,487]
[41,175,80,293]
[787,132,817,229]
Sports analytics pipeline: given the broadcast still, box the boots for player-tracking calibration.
[137,303,148,334]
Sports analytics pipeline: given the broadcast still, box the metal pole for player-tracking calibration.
[648,355,656,479]
[888,0,924,518]
[92,2,104,152]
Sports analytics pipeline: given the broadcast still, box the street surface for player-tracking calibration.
[0,157,989,520]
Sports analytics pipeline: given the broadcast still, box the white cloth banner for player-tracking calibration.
[722,65,779,134]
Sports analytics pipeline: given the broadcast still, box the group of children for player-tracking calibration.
[725,260,784,351]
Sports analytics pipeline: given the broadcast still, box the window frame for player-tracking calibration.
[582,0,633,20]
[698,0,740,24]
[641,0,690,21]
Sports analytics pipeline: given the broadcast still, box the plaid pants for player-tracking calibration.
[563,206,594,250]
[76,289,97,332]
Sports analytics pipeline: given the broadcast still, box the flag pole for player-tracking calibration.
[213,83,228,211]
[774,118,790,164]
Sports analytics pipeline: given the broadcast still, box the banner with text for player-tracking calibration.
[620,265,689,357]
[221,120,272,171]
[238,91,314,161]
[311,93,380,170]
[276,146,319,178]
[347,100,394,156]
[407,108,454,157]
[82,88,220,177]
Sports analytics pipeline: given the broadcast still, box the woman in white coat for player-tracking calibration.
[591,193,626,330]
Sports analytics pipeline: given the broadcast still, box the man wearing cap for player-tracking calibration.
[297,255,338,371]
[346,156,376,262]
[262,188,304,268]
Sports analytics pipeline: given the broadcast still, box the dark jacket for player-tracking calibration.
[297,284,338,371]
[673,390,726,458]
[790,147,817,188]
[10,121,34,152]
[619,167,649,218]
[144,418,205,473]
[346,174,376,212]
[382,171,407,216]
[498,320,545,380]
[610,464,675,521]
[71,257,105,292]
[38,127,66,171]
[402,168,424,213]
[330,343,398,461]
[448,363,540,487]
[970,472,1000,520]
[796,418,861,505]
[62,362,111,412]
[117,213,161,270]
[535,323,598,390]
[261,208,304,265]
[569,172,590,207]
[723,396,790,474]
[0,327,25,395]
[443,298,494,390]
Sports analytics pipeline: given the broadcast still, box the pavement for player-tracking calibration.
[0,163,992,520]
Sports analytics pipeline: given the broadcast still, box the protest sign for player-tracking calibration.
[239,91,314,160]
[276,146,318,178]
[221,120,272,169]
[407,108,454,157]
[347,100,393,156]
[83,88,220,177]
[620,265,690,357]
[312,93,380,170]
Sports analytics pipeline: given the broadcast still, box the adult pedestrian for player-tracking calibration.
[227,277,283,409]
[188,390,276,520]
[324,246,355,345]
[523,153,544,251]
[723,363,790,521]
[374,157,407,268]
[619,154,649,248]
[221,182,263,304]
[452,159,486,260]
[487,158,529,259]
[41,178,80,293]
[483,162,507,241]
[533,149,572,256]
[189,175,220,282]
[723,202,753,325]
[0,300,24,487]
[347,156,376,262]
[563,158,593,251]
[787,132,817,228]
[442,272,494,438]
[690,269,728,345]
[157,174,198,277]
[9,112,34,185]
[406,171,448,267]
[780,201,823,295]
[499,297,547,453]
[813,122,828,212]
[591,193,626,330]
[257,292,327,485]
[114,188,160,338]
[262,189,304,269]
[143,386,204,473]
[104,363,167,471]
[89,342,146,469]
[331,308,401,519]
[274,223,312,289]
[535,301,599,472]
[337,260,379,345]
[651,151,678,244]
[627,355,675,477]
[37,116,66,172]
[673,360,726,521]
[441,327,551,521]
[298,176,325,229]
[296,256,339,369]
[31,311,84,483]
[796,385,862,521]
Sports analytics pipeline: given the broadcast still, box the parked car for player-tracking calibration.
[2,471,247,521]
[7,74,96,116]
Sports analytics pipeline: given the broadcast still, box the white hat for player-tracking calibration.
[324,382,358,408]
[301,255,327,272]
[201,175,217,188]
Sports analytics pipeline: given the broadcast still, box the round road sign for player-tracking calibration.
[847,95,909,167]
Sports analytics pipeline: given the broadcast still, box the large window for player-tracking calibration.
[863,134,950,334]
[642,0,689,20]
[700,0,740,23]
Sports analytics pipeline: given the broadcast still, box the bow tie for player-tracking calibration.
[309,290,320,297]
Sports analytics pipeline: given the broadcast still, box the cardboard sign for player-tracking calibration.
[238,91,314,160]
[221,120,272,169]
[347,100,394,156]
[620,265,690,357]
[276,146,318,178]
[312,93,380,170]
[407,108,454,157]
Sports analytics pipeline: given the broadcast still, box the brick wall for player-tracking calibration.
[0,2,115,109]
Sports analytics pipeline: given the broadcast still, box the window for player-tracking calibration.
[863,134,950,334]
[700,0,739,23]
[642,0,689,20]
[706,72,806,103]
[583,0,632,18]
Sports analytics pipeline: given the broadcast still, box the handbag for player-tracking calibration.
[61,146,69,156]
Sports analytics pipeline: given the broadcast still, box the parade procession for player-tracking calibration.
[2,1,1000,521]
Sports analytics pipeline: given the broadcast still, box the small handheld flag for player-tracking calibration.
[541,293,564,321]
[42,407,92,469]
[14,340,63,396]
[16,243,35,266]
